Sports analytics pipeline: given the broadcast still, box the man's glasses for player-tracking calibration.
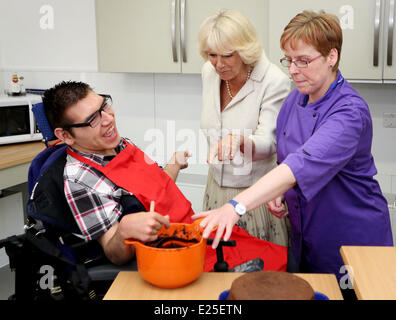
[280,54,322,68]
[63,94,113,129]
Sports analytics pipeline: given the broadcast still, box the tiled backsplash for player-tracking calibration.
[383,193,396,207]
[375,173,396,195]
[383,193,396,245]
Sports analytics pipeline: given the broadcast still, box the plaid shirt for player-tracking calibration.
[64,138,135,241]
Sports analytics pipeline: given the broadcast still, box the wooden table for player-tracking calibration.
[340,246,396,300]
[0,141,45,189]
[103,271,343,300]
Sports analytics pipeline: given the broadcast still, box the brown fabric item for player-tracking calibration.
[228,271,314,300]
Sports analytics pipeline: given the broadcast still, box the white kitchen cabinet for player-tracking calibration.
[96,0,179,73]
[176,181,206,213]
[268,0,396,82]
[0,192,24,267]
[383,0,396,80]
[95,0,269,74]
[0,0,97,72]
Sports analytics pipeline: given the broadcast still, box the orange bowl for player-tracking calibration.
[125,221,206,288]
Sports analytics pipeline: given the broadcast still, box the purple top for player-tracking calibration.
[277,71,393,279]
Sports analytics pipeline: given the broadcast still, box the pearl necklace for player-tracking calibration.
[225,67,252,100]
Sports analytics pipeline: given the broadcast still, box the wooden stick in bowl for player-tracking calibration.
[150,201,155,212]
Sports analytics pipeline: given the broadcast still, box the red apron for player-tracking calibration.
[67,141,194,223]
[67,140,287,272]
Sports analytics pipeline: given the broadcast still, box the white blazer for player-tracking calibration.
[200,51,290,187]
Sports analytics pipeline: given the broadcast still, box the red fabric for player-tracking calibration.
[67,142,193,224]
[204,225,287,272]
[68,140,287,271]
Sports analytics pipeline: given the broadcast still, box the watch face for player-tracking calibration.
[235,203,246,215]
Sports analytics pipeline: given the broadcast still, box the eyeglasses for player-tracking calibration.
[280,54,323,68]
[63,94,113,129]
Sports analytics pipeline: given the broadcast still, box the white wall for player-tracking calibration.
[0,0,97,72]
[354,83,396,194]
[0,71,3,94]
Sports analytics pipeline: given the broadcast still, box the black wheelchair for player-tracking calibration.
[0,101,138,300]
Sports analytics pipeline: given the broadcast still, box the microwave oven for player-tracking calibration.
[0,94,43,145]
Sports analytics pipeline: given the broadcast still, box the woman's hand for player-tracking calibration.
[192,204,240,249]
[207,134,242,164]
[266,196,288,218]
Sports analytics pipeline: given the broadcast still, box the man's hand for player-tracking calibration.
[165,150,191,181]
[98,211,170,265]
[192,204,240,249]
[119,211,170,242]
[171,150,192,169]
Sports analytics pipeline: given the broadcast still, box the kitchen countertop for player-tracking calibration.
[0,141,45,170]
[0,141,45,190]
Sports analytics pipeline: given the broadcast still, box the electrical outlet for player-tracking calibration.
[383,113,396,128]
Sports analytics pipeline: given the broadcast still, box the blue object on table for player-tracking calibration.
[314,291,329,300]
[219,290,230,300]
[219,289,330,300]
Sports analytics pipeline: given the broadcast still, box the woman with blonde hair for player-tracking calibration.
[194,11,393,280]
[197,9,290,246]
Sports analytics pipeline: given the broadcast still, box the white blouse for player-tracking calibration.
[200,51,290,187]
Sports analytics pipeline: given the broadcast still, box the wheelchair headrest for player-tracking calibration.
[32,102,57,142]
[27,146,82,235]
[28,143,67,195]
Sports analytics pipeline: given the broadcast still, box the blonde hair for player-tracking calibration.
[198,9,262,66]
[280,10,342,71]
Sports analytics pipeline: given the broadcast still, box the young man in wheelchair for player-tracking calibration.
[1,81,193,300]
[43,81,193,266]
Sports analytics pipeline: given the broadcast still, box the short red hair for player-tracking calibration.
[280,10,342,72]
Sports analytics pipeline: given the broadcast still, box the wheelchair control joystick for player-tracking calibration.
[207,239,236,272]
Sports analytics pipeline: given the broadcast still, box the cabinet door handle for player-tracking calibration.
[171,0,178,62]
[388,0,395,66]
[181,0,187,62]
[374,0,382,66]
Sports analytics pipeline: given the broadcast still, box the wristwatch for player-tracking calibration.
[228,200,247,216]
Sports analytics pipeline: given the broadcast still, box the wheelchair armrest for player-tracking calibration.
[87,258,137,282]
